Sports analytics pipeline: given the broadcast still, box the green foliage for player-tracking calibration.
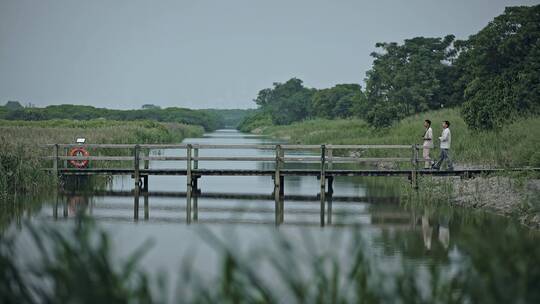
[263,108,540,167]
[0,120,203,197]
[3,217,539,303]
[364,35,459,128]
[241,6,540,130]
[4,101,23,110]
[0,218,162,303]
[202,109,256,128]
[312,83,366,119]
[237,111,273,132]
[458,5,540,130]
[254,78,315,125]
[0,104,223,131]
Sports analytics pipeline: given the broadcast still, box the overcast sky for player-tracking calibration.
[0,0,538,109]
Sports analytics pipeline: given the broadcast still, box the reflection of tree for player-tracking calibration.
[0,195,46,232]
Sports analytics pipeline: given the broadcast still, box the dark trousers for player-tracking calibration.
[433,148,453,170]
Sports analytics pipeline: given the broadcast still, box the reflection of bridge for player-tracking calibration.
[52,191,415,228]
[45,143,539,226]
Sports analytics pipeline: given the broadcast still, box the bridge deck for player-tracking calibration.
[55,167,522,177]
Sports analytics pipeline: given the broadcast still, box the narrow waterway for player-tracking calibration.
[8,129,539,300]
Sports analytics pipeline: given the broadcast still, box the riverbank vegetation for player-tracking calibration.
[239,5,540,132]
[1,216,539,303]
[260,108,540,167]
[0,120,203,198]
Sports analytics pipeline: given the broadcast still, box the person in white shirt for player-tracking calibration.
[432,120,454,170]
[422,119,434,169]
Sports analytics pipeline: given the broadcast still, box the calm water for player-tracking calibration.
[6,129,540,300]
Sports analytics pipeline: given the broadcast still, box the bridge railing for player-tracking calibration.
[43,143,421,189]
[43,143,422,224]
[43,143,419,167]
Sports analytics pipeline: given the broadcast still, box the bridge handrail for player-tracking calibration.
[42,143,413,150]
[43,155,414,163]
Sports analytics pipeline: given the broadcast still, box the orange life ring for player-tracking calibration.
[69,147,90,168]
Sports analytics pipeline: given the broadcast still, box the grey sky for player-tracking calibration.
[1,0,538,109]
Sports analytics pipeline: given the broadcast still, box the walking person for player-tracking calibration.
[432,120,454,170]
[422,119,433,169]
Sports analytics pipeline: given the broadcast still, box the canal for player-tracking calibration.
[7,129,540,302]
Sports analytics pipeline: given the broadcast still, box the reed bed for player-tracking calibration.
[1,216,539,303]
[0,120,203,198]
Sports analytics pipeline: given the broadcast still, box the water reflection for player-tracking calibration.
[54,191,419,230]
[4,129,539,301]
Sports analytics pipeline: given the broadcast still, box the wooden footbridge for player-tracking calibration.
[45,143,539,225]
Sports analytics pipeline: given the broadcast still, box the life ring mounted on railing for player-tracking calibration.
[69,147,90,168]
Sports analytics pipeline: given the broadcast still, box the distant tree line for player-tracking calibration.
[240,5,540,130]
[0,104,225,131]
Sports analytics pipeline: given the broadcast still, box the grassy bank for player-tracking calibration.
[255,108,540,167]
[0,120,203,198]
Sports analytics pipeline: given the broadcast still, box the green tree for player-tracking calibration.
[312,84,366,119]
[457,5,540,130]
[365,35,458,127]
[254,78,315,125]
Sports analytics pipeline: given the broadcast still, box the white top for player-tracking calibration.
[423,127,433,148]
[439,128,451,149]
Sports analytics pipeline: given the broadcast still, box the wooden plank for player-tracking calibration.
[192,144,276,149]
[282,157,322,162]
[45,143,415,150]
[326,144,412,149]
[51,167,540,177]
[193,156,276,161]
[51,156,134,161]
[140,156,188,161]
[52,144,137,149]
[326,157,411,162]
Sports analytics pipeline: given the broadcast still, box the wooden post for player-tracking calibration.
[193,195,198,222]
[134,145,140,189]
[193,148,200,194]
[327,176,334,195]
[320,145,326,226]
[53,144,59,178]
[143,149,149,192]
[134,197,139,221]
[63,147,68,168]
[411,144,418,189]
[134,145,140,221]
[193,147,199,170]
[278,147,285,223]
[53,191,58,220]
[279,147,284,197]
[327,195,333,225]
[186,144,192,224]
[63,198,68,218]
[144,193,149,221]
[327,148,333,170]
[274,144,282,225]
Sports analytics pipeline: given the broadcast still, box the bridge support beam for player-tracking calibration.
[274,145,283,225]
[320,145,326,227]
[327,176,334,196]
[133,145,140,221]
[411,144,419,190]
[186,144,193,224]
